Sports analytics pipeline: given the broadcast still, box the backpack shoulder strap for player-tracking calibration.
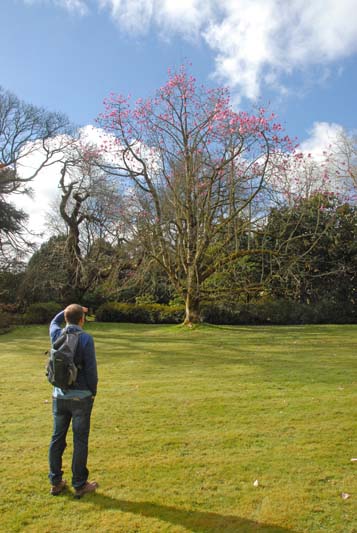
[71,330,84,367]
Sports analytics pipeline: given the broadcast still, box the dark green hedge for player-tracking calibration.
[202,299,357,325]
[23,302,62,325]
[11,299,354,327]
[95,302,185,324]
[0,312,12,334]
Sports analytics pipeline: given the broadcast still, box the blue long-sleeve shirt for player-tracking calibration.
[50,311,98,398]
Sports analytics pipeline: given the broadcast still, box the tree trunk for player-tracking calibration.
[183,294,201,325]
[183,274,201,325]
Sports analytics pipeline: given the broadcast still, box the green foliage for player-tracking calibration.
[81,290,107,311]
[168,295,185,306]
[97,298,356,326]
[23,301,62,324]
[96,302,185,324]
[241,300,314,325]
[311,298,357,324]
[0,270,24,304]
[9,191,357,324]
[153,304,185,324]
[17,235,71,305]
[263,194,357,305]
[0,312,12,334]
[0,303,23,333]
[135,294,156,305]
[0,197,28,233]
[0,168,29,263]
[202,299,357,325]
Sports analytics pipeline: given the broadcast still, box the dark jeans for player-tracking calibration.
[49,396,94,489]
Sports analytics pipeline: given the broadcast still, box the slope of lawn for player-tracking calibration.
[0,322,356,532]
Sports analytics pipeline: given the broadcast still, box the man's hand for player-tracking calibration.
[82,306,89,314]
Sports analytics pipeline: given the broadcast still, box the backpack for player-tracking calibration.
[46,329,82,390]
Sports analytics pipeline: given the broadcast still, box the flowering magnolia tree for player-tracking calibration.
[266,151,337,208]
[97,67,294,324]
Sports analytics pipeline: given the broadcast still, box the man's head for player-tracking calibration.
[64,304,85,326]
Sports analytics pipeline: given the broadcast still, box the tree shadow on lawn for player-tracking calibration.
[77,492,296,532]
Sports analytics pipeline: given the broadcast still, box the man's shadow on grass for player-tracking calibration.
[74,492,295,532]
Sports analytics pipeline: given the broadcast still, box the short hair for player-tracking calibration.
[64,304,84,325]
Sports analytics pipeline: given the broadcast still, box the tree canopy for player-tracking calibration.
[97,66,294,324]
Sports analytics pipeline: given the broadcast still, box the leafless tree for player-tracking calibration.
[0,86,72,192]
[56,141,125,298]
[0,86,72,265]
[329,129,357,198]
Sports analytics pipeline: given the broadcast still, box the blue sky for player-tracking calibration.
[2,0,357,143]
[2,0,357,234]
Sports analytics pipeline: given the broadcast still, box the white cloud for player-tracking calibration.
[97,0,214,37]
[13,152,63,240]
[204,0,280,100]
[266,121,349,202]
[10,120,354,244]
[10,125,130,240]
[275,122,351,201]
[204,0,357,101]
[98,0,154,33]
[22,0,357,100]
[300,122,344,159]
[11,127,101,240]
[96,0,357,101]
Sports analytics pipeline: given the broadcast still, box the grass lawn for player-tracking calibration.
[0,322,356,532]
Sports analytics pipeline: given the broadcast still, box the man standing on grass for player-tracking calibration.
[48,304,98,498]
